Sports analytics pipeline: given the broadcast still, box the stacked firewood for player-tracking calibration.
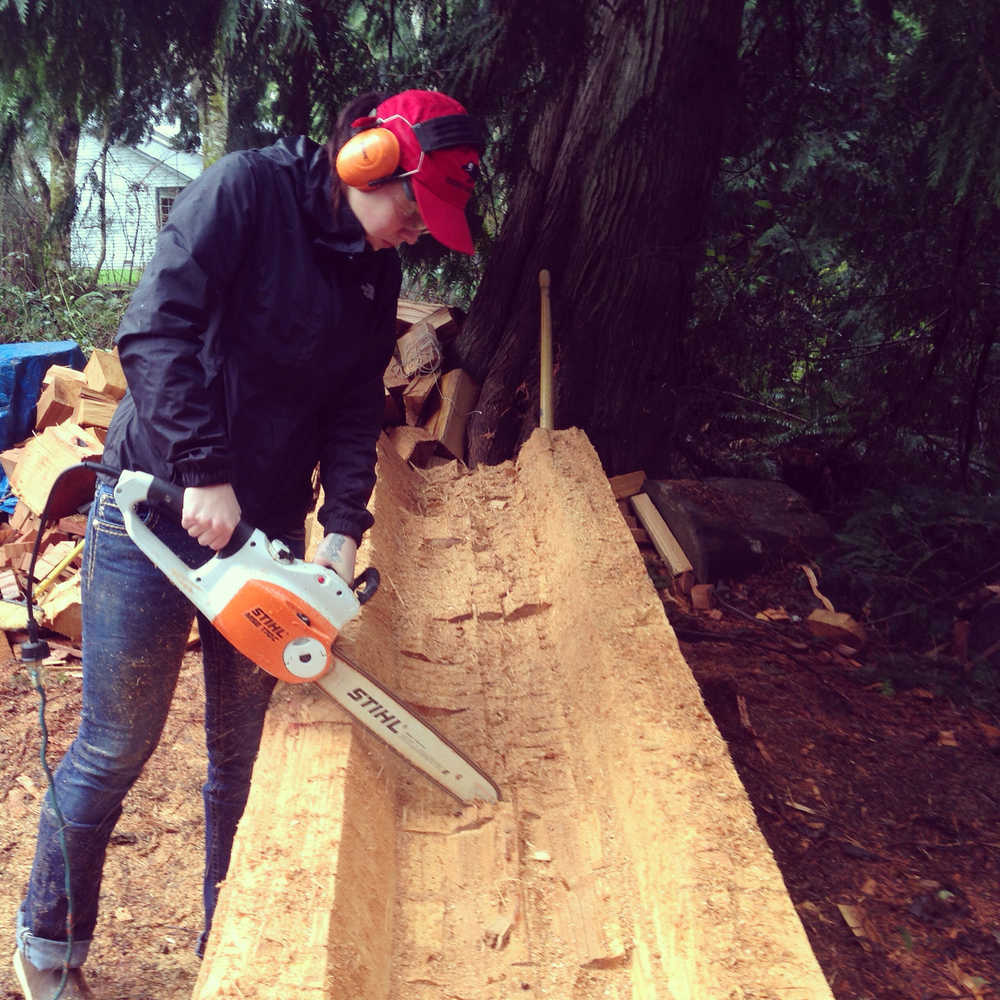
[382,299,480,468]
[0,298,478,658]
[0,348,127,656]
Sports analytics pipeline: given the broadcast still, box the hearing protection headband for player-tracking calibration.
[407,114,486,153]
[337,110,485,191]
[370,112,484,184]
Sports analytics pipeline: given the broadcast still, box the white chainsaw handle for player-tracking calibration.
[113,470,252,612]
[113,470,380,607]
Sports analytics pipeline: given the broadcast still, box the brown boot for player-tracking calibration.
[12,950,93,1000]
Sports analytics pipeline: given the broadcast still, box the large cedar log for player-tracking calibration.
[194,429,833,1000]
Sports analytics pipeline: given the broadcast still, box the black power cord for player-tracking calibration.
[20,460,119,998]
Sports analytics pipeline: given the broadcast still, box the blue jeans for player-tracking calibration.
[17,480,296,970]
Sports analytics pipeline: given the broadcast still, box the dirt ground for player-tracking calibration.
[2,439,1000,999]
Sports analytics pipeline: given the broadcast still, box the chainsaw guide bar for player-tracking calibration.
[315,649,501,805]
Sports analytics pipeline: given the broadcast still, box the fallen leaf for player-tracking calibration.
[757,607,791,622]
[937,730,959,748]
[786,800,820,815]
[976,721,1000,749]
[15,774,41,799]
[836,903,878,949]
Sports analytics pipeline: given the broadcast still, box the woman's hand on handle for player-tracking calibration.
[181,483,242,550]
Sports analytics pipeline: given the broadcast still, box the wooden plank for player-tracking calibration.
[629,492,695,577]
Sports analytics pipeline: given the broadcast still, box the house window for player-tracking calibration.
[157,186,182,228]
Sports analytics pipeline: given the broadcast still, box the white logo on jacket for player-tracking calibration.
[361,282,375,301]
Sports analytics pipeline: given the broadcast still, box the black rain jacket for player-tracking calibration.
[103,137,401,543]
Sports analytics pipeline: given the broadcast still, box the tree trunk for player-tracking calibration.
[194,64,230,167]
[46,112,80,266]
[88,124,111,288]
[456,0,745,476]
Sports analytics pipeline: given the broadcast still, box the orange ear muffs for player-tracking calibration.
[335,127,401,188]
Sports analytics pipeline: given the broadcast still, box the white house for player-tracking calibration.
[71,129,203,274]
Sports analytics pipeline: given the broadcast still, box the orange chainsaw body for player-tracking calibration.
[212,579,339,684]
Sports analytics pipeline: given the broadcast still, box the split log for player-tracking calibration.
[82,347,127,400]
[7,423,103,517]
[395,299,459,340]
[385,425,436,465]
[396,320,442,376]
[424,369,479,463]
[73,387,119,431]
[402,373,438,426]
[38,575,82,644]
[35,367,87,431]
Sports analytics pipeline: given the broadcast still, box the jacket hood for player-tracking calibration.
[262,136,368,254]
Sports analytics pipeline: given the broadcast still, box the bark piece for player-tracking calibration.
[806,609,867,649]
[644,478,832,584]
[608,469,647,500]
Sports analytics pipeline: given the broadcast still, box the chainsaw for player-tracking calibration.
[114,469,500,805]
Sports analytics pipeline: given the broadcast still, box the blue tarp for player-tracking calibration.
[0,340,86,513]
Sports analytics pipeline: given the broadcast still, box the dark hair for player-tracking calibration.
[326,91,390,214]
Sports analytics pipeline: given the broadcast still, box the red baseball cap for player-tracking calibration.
[372,90,483,254]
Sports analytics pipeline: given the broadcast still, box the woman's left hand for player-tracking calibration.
[313,532,357,584]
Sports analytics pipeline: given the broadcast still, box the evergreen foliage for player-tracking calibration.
[691,0,999,502]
